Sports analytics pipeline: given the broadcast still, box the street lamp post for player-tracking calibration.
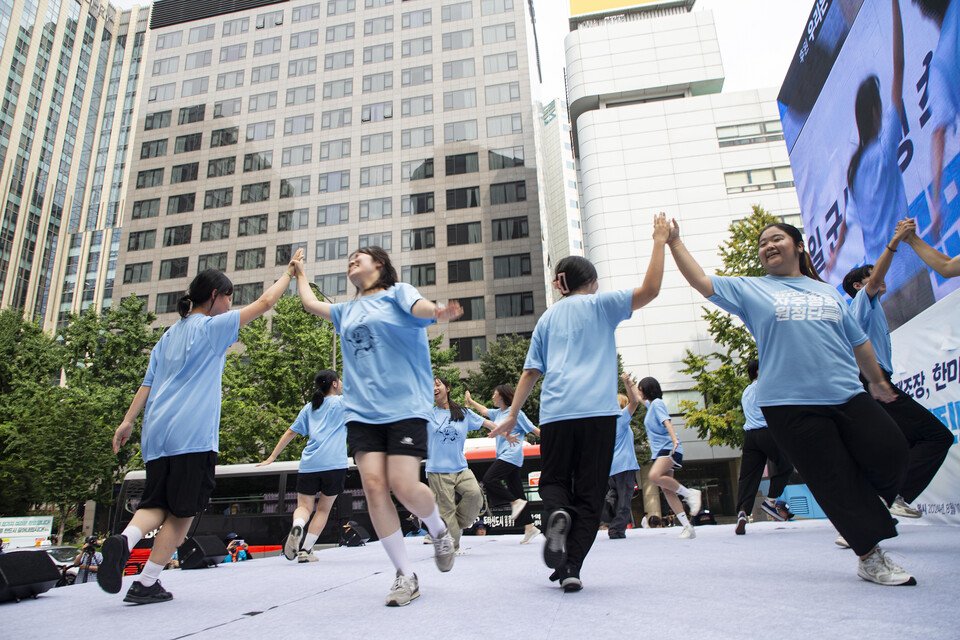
[309,282,337,371]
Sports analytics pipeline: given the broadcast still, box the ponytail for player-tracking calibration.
[847,76,881,189]
[179,269,234,318]
[311,370,339,410]
[436,376,465,421]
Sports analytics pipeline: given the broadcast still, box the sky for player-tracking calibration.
[108,0,816,100]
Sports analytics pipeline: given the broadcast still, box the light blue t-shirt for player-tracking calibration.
[610,406,640,475]
[709,275,868,406]
[644,398,680,459]
[930,0,960,132]
[740,381,767,431]
[848,287,893,375]
[488,408,537,467]
[851,106,907,262]
[140,310,241,462]
[425,407,485,473]
[524,289,633,425]
[330,283,435,425]
[290,396,348,473]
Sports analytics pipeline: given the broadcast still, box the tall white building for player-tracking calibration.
[115,0,548,366]
[0,0,149,329]
[565,1,802,516]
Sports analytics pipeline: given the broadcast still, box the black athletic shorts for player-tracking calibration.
[655,447,683,470]
[296,468,347,497]
[347,418,428,458]
[139,451,217,518]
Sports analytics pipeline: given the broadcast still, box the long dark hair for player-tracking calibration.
[311,370,339,410]
[759,223,823,282]
[436,376,465,421]
[351,246,397,296]
[913,0,948,26]
[178,269,234,318]
[553,256,597,296]
[847,75,881,188]
[494,384,515,408]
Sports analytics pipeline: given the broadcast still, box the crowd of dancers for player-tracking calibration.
[94,205,955,606]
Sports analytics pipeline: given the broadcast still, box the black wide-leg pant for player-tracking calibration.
[482,459,533,527]
[735,427,793,515]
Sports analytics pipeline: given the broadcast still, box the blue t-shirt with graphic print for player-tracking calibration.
[708,275,868,406]
[425,407,485,473]
[330,283,435,425]
[848,287,894,375]
[290,396,348,473]
[643,398,680,460]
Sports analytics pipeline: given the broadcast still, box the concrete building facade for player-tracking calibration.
[115,0,548,365]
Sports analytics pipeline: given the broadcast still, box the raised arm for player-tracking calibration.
[291,252,333,321]
[864,218,912,296]
[113,385,151,453]
[666,218,715,298]
[632,213,669,310]
[853,340,898,403]
[257,429,299,466]
[463,390,490,417]
[891,0,905,121]
[622,373,641,415]
[238,248,303,327]
[901,218,960,277]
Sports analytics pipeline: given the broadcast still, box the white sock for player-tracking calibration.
[674,485,690,498]
[136,560,164,587]
[421,506,447,538]
[301,532,319,551]
[292,517,307,530]
[379,529,412,576]
[676,512,690,527]
[121,525,143,552]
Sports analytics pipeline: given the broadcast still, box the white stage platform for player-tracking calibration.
[5,519,959,640]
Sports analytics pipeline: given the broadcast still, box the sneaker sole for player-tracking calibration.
[385,591,420,607]
[858,571,918,587]
[561,577,582,592]
[99,536,128,594]
[760,503,786,522]
[735,520,746,535]
[284,525,303,561]
[123,593,174,604]
[543,511,570,569]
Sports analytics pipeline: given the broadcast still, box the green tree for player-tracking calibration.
[466,334,541,421]
[678,205,779,447]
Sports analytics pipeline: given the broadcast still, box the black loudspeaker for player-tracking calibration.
[339,521,370,547]
[177,535,228,569]
[0,551,60,602]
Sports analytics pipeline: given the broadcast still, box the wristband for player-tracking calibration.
[886,245,897,253]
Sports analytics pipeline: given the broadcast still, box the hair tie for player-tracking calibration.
[184,295,192,302]
[553,272,570,295]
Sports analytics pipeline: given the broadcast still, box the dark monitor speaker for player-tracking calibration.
[177,535,228,569]
[0,550,61,602]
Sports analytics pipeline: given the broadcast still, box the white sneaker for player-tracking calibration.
[510,499,528,520]
[835,534,850,549]
[685,489,702,516]
[454,548,466,556]
[432,529,455,572]
[520,526,541,544]
[889,496,922,519]
[283,524,303,561]
[297,549,318,563]
[857,547,917,586]
[385,571,420,606]
[679,524,696,539]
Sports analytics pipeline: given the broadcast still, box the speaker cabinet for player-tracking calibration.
[0,550,60,602]
[177,535,228,569]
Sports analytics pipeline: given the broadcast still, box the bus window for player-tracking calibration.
[204,474,283,515]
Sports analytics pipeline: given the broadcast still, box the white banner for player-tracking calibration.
[890,290,960,523]
[0,516,54,546]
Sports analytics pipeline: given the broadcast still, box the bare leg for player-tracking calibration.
[388,454,441,520]
[648,459,686,516]
[294,494,317,529]
[128,508,168,537]
[146,515,193,566]
[307,494,338,536]
[355,451,402,538]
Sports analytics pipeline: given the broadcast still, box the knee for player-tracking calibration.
[362,475,390,504]
[647,471,661,485]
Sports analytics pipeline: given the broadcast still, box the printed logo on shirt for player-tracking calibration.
[344,313,378,359]
[772,290,842,323]
[435,416,461,444]
[400,436,414,445]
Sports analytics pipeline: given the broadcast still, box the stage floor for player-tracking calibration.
[5,519,958,640]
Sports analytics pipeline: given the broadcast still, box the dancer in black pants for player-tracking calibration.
[842,222,954,519]
[669,219,915,586]
[735,359,794,535]
[465,386,542,543]
[494,213,669,592]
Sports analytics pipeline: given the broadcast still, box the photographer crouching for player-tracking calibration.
[74,536,103,584]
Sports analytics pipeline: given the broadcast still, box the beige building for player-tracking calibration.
[0,0,150,329]
[115,0,548,364]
